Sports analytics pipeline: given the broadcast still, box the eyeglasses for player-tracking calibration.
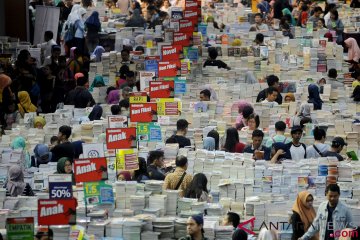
[306,199,314,202]
[65,163,72,167]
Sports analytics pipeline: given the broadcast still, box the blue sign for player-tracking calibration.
[48,175,73,199]
[145,60,159,76]
[175,77,187,94]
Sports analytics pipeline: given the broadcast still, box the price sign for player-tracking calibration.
[129,92,148,104]
[48,174,73,199]
[6,217,34,240]
[38,199,77,225]
[83,181,114,206]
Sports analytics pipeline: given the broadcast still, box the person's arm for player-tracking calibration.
[346,206,355,228]
[270,149,284,163]
[292,212,305,240]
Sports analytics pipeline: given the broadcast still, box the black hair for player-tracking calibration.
[158,11,168,18]
[227,212,240,229]
[254,13,263,18]
[119,99,130,109]
[275,121,286,132]
[242,106,254,119]
[324,3,336,15]
[232,229,248,240]
[185,173,208,199]
[119,65,130,78]
[121,49,130,55]
[318,18,326,27]
[252,129,264,138]
[51,45,61,52]
[135,45,145,53]
[313,126,326,141]
[107,86,117,95]
[300,117,312,129]
[330,9,339,20]
[328,68,338,78]
[208,47,218,59]
[126,71,135,78]
[266,86,278,96]
[58,55,67,63]
[224,127,240,153]
[200,89,211,99]
[77,77,88,86]
[325,183,340,194]
[207,130,220,150]
[147,150,164,164]
[247,114,260,128]
[176,155,188,167]
[266,75,280,87]
[255,33,264,43]
[314,6,323,13]
[351,70,360,80]
[50,136,59,144]
[133,157,149,182]
[59,125,72,139]
[177,119,189,131]
[44,30,53,40]
[111,105,121,115]
[301,4,309,11]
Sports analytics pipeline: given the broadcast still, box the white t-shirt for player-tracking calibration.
[290,143,306,161]
[262,99,279,108]
[37,39,57,62]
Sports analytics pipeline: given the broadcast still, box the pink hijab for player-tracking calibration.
[107,90,120,104]
[234,100,252,127]
[345,38,360,62]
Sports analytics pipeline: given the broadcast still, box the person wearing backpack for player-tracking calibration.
[306,127,329,158]
[286,126,307,161]
[265,121,291,148]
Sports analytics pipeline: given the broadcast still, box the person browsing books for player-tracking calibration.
[243,129,271,160]
[256,75,283,104]
[322,137,347,161]
[147,150,166,180]
[203,48,231,70]
[261,86,279,107]
[165,119,191,148]
[266,121,292,148]
[286,126,307,161]
[306,127,330,158]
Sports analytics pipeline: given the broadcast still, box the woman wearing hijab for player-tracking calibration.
[17,91,37,117]
[270,142,291,163]
[85,11,101,53]
[244,71,258,84]
[0,73,12,104]
[344,38,360,63]
[33,144,52,167]
[89,75,105,92]
[293,103,312,126]
[34,116,46,129]
[91,46,105,62]
[118,171,132,181]
[73,7,87,54]
[207,130,220,150]
[203,137,215,151]
[88,105,103,121]
[62,4,81,55]
[291,191,317,240]
[55,157,75,184]
[234,101,253,130]
[284,93,295,103]
[6,165,34,197]
[125,9,147,28]
[282,8,296,26]
[307,84,322,110]
[107,90,120,104]
[11,136,31,168]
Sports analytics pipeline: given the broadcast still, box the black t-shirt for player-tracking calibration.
[325,204,336,240]
[256,88,283,105]
[165,135,191,148]
[203,59,228,69]
[322,151,344,161]
[51,142,75,162]
[147,165,165,180]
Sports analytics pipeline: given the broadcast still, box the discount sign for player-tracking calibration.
[48,174,73,199]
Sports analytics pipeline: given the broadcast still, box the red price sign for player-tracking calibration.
[130,103,158,123]
[74,158,108,183]
[149,81,175,98]
[38,199,77,225]
[106,128,137,149]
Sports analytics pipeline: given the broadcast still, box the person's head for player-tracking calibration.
[318,77,326,86]
[328,68,337,79]
[255,33,264,44]
[111,105,121,115]
[313,6,323,17]
[35,228,53,240]
[266,75,280,88]
[58,56,67,68]
[58,125,72,141]
[207,130,220,150]
[121,49,130,62]
[119,64,130,79]
[147,5,157,15]
[51,45,61,59]
[232,229,248,240]
[44,30,53,42]
[266,86,278,102]
[11,136,26,150]
[65,0,73,7]
[177,119,189,134]
[313,127,326,142]
[8,165,24,184]
[76,76,89,88]
[351,70,360,81]
[135,46,145,54]
[224,127,239,152]
[34,116,46,129]
[119,98,130,113]
[275,121,286,133]
[284,93,295,103]
[308,84,320,99]
[147,150,164,167]
[252,129,264,149]
[242,105,254,120]
[50,136,59,145]
[208,47,218,60]
[254,13,263,24]
[317,18,325,29]
[122,86,133,99]
[331,137,347,153]
[301,4,308,12]
[291,126,303,143]
[247,113,260,131]
[222,212,240,229]
[118,171,132,181]
[42,65,52,77]
[296,191,314,209]
[330,9,338,21]
[187,215,204,237]
[300,117,312,129]
[176,155,188,169]
[189,173,208,193]
[163,0,171,8]
[200,89,211,101]
[203,137,215,151]
[325,3,336,13]
[125,71,136,87]
[325,184,340,207]
[57,157,72,174]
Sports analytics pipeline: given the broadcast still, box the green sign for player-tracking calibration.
[84,181,114,207]
[6,217,34,240]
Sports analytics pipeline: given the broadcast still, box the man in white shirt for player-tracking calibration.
[261,86,279,107]
[286,126,307,161]
[37,31,57,64]
[251,13,269,32]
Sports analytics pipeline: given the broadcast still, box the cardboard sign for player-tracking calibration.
[130,103,158,122]
[149,81,175,98]
[116,149,139,171]
[137,122,162,142]
[158,61,181,77]
[161,45,182,61]
[74,158,108,183]
[106,128,137,149]
[178,19,194,33]
[108,115,128,128]
[139,71,156,92]
[84,181,114,206]
[48,174,73,199]
[129,92,148,104]
[185,0,198,11]
[156,98,181,115]
[38,199,77,225]
[6,217,34,240]
[173,32,192,46]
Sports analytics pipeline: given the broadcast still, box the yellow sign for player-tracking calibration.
[116,149,139,171]
[156,98,182,116]
[129,96,147,103]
